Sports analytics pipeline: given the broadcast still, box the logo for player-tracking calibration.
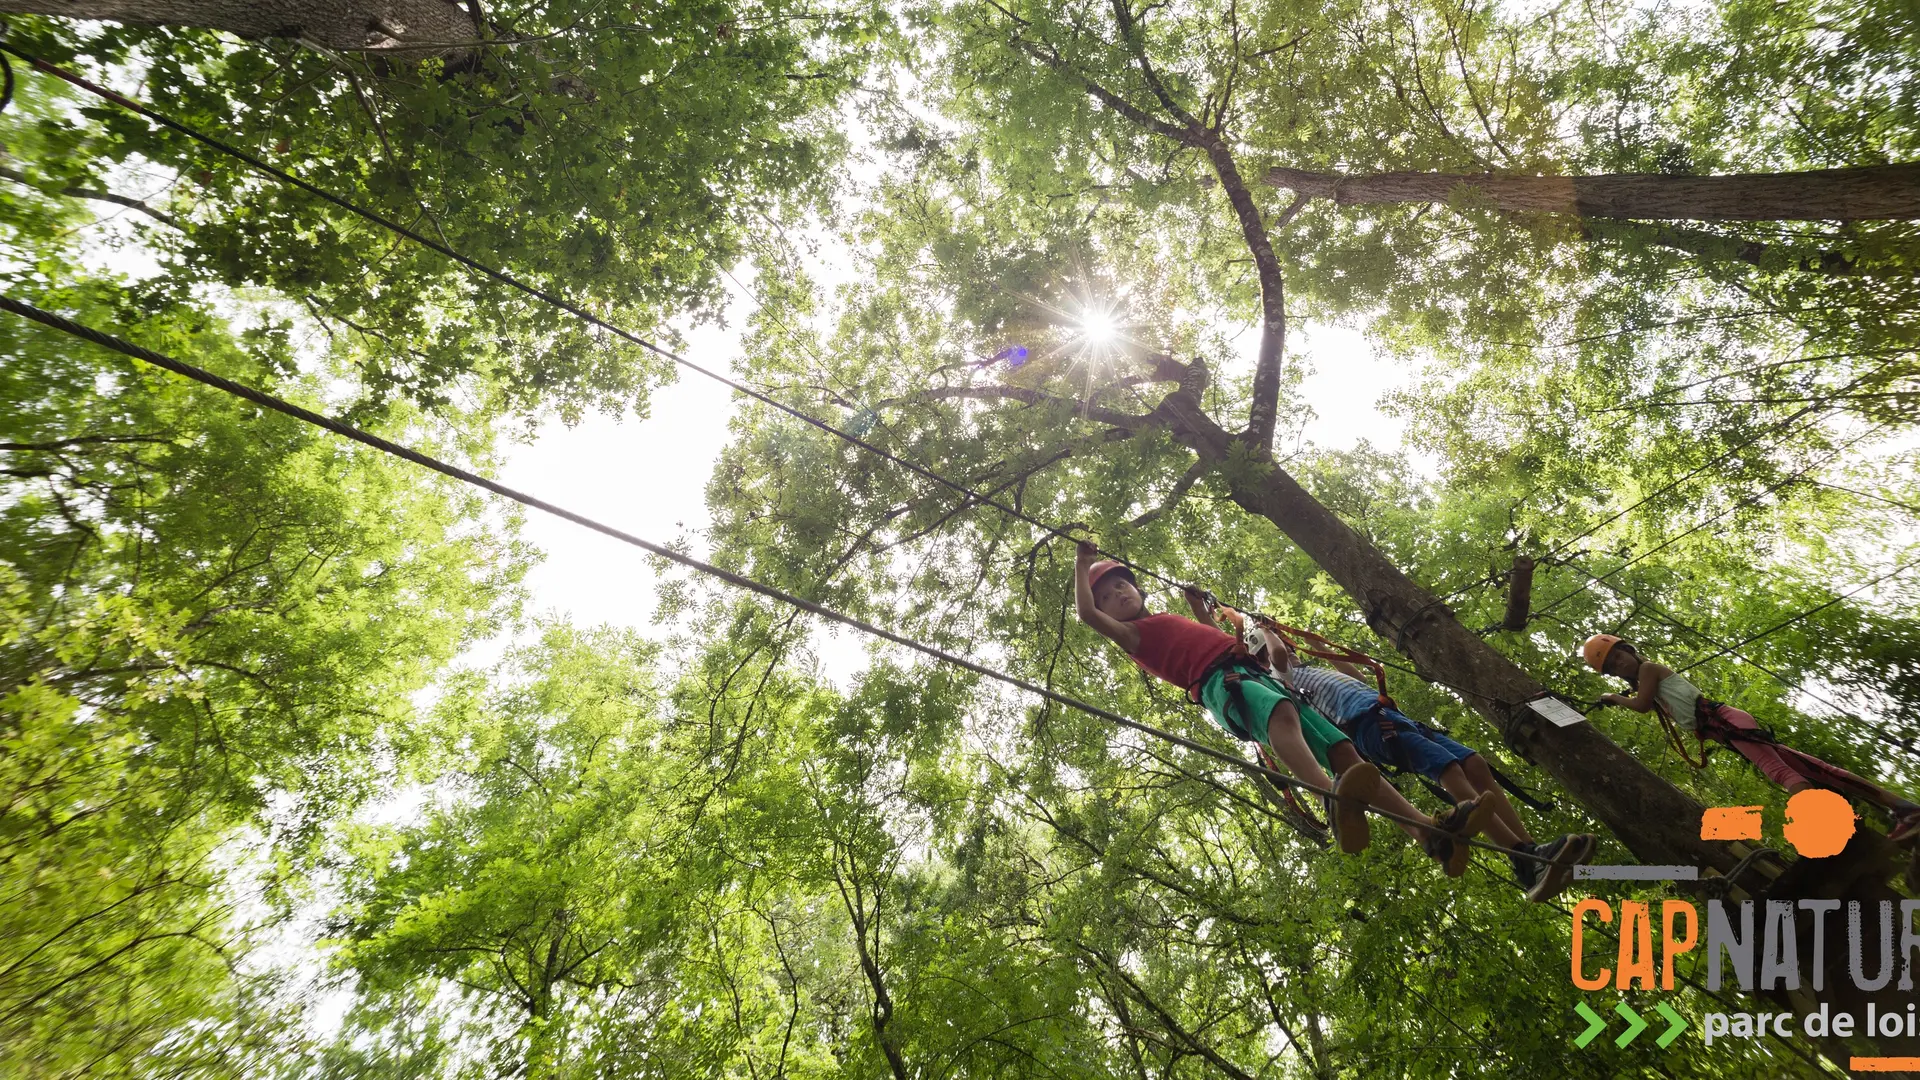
[1561,790,1920,1072]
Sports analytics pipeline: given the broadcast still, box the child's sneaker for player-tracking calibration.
[1429,796,1496,876]
[1509,842,1543,893]
[1331,762,1384,854]
[1422,830,1457,873]
[1526,833,1597,903]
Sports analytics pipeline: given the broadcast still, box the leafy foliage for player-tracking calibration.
[4,0,1920,1075]
[5,0,878,418]
[0,189,522,1072]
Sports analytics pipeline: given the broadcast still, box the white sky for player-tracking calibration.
[482,280,1409,686]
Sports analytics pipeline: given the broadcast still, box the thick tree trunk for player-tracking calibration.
[1261,163,1920,222]
[1766,831,1920,1072]
[0,0,479,58]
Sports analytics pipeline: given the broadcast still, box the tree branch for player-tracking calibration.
[1127,458,1208,527]
[1005,37,1195,145]
[869,383,1155,432]
[0,165,179,227]
[1108,0,1203,131]
[1084,949,1263,1080]
[1096,1,1287,449]
[1260,162,1920,221]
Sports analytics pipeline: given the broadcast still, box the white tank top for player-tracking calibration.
[1652,670,1703,732]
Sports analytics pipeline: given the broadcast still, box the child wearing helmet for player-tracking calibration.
[1583,634,1920,842]
[1249,627,1595,902]
[1073,541,1494,873]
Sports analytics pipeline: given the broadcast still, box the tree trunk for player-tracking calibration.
[1261,163,1920,221]
[0,0,479,59]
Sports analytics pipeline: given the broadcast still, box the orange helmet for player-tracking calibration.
[1582,634,1627,672]
[1087,560,1135,592]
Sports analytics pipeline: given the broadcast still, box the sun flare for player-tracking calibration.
[1079,307,1121,345]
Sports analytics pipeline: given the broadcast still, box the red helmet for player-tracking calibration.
[1087,560,1136,592]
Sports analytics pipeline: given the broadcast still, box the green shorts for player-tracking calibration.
[1196,662,1349,770]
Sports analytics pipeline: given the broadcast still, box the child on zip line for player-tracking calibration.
[1237,624,1596,902]
[1073,541,1494,876]
[1584,634,1920,842]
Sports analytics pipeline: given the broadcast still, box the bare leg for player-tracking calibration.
[1457,756,1532,848]
[1437,762,1521,849]
[1263,701,1335,796]
[1328,741,1432,843]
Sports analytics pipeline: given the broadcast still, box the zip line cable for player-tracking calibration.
[1539,402,1831,566]
[1517,425,1913,740]
[22,45,1912,867]
[1675,558,1920,677]
[0,295,1557,866]
[1487,394,1919,753]
[1560,556,1920,756]
[1432,398,1833,613]
[0,43,1191,599]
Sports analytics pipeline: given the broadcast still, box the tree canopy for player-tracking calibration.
[3,0,1920,1075]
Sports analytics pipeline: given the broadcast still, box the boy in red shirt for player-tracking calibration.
[1074,542,1493,870]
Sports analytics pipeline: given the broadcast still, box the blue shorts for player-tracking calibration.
[1342,706,1477,779]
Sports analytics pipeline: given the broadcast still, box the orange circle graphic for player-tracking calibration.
[1783,788,1855,858]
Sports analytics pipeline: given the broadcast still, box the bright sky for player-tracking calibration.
[483,273,1413,686]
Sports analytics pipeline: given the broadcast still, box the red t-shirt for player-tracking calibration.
[1127,613,1238,692]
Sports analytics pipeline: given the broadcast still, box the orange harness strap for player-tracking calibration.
[1654,701,1711,770]
[1258,745,1330,831]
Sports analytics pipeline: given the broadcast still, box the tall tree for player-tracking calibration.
[1258,163,1920,220]
[0,1,482,58]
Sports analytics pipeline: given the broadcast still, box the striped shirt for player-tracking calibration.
[1284,665,1381,724]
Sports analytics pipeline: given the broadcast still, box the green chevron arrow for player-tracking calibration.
[1574,1002,1607,1048]
[1654,1003,1687,1048]
[1614,1002,1649,1048]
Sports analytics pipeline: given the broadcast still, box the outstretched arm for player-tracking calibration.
[1599,663,1669,713]
[1184,587,1217,628]
[1075,541,1141,652]
[1330,658,1368,682]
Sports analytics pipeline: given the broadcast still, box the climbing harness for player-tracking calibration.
[1588,634,1713,770]
[1697,701,1901,805]
[1653,700,1713,770]
[1210,662,1331,838]
[1252,744,1331,844]
[1227,605,1556,812]
[1249,614,1395,704]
